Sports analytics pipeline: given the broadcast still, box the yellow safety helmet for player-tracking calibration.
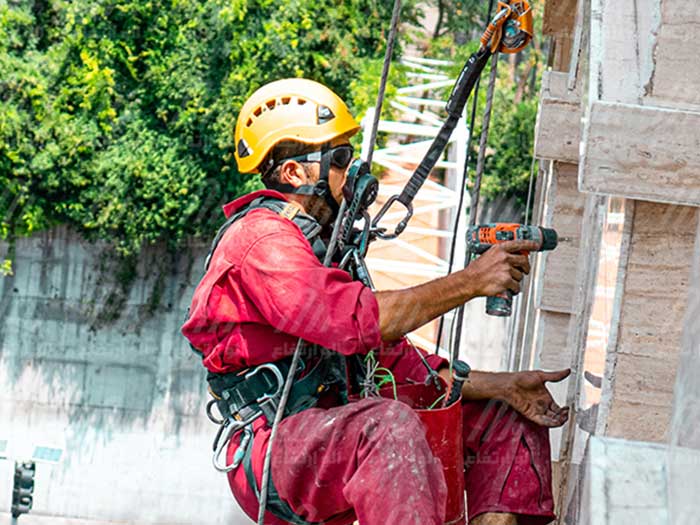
[234,78,361,174]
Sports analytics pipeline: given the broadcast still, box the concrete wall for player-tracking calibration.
[581,0,700,443]
[602,202,698,441]
[581,437,669,525]
[0,227,248,524]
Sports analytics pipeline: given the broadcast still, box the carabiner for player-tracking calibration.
[212,421,254,473]
[371,195,414,240]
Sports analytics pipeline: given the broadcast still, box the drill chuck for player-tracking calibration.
[539,227,558,251]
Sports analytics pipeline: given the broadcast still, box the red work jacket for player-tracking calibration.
[182,189,445,382]
[182,189,447,522]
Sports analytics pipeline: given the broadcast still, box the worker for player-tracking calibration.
[182,78,570,525]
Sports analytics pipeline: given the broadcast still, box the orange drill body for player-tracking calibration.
[467,223,558,316]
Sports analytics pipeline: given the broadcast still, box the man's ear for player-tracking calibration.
[278,161,308,188]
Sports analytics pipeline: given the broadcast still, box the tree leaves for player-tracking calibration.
[1,0,413,255]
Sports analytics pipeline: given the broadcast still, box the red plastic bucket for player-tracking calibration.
[381,380,466,525]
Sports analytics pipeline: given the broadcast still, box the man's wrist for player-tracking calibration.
[463,370,514,401]
[457,266,479,301]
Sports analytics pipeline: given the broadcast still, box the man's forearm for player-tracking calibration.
[374,270,476,341]
[373,240,534,342]
[438,368,511,401]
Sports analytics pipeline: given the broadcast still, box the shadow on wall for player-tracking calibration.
[0,226,210,453]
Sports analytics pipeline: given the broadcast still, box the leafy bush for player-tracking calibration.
[0,0,416,255]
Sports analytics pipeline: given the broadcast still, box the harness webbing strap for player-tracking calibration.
[243,433,323,525]
[396,47,491,207]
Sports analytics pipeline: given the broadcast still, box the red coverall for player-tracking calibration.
[182,189,556,525]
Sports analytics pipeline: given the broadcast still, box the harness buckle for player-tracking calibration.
[210,363,286,473]
[245,363,285,419]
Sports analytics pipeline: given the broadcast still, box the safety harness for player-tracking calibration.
[200,196,354,525]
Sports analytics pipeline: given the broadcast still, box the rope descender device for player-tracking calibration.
[481,1,533,54]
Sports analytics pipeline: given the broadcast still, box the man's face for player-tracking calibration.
[277,133,356,224]
[300,136,354,210]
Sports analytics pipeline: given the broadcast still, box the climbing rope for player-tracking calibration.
[449,52,500,362]
[434,0,496,358]
[524,151,537,225]
[364,0,402,166]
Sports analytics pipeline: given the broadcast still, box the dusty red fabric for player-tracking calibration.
[182,190,556,524]
[228,398,448,525]
[462,400,556,524]
[225,397,556,525]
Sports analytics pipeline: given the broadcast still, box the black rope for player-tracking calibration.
[365,0,401,165]
[449,51,499,362]
[434,0,496,356]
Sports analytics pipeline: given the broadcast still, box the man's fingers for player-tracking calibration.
[535,414,563,428]
[510,267,524,281]
[537,407,569,427]
[501,240,540,253]
[541,369,571,383]
[556,407,570,425]
[506,278,521,294]
[506,253,530,274]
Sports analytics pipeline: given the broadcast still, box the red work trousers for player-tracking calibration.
[229,398,556,525]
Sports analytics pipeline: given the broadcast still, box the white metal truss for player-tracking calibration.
[359,56,471,355]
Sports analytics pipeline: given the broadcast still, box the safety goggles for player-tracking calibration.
[283,144,355,170]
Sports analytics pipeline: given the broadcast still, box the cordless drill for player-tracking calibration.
[467,223,558,316]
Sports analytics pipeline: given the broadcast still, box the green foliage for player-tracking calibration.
[477,85,538,206]
[432,0,484,41]
[0,0,417,255]
[1,0,545,253]
[436,1,545,209]
[1,258,12,276]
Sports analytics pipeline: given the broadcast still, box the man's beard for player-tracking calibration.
[305,195,337,226]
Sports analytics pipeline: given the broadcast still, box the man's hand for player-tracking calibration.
[463,240,538,297]
[375,240,537,341]
[501,369,571,427]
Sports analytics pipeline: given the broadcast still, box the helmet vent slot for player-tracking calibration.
[266,100,276,110]
[246,118,253,127]
[253,107,263,117]
[297,98,307,106]
[281,97,291,105]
